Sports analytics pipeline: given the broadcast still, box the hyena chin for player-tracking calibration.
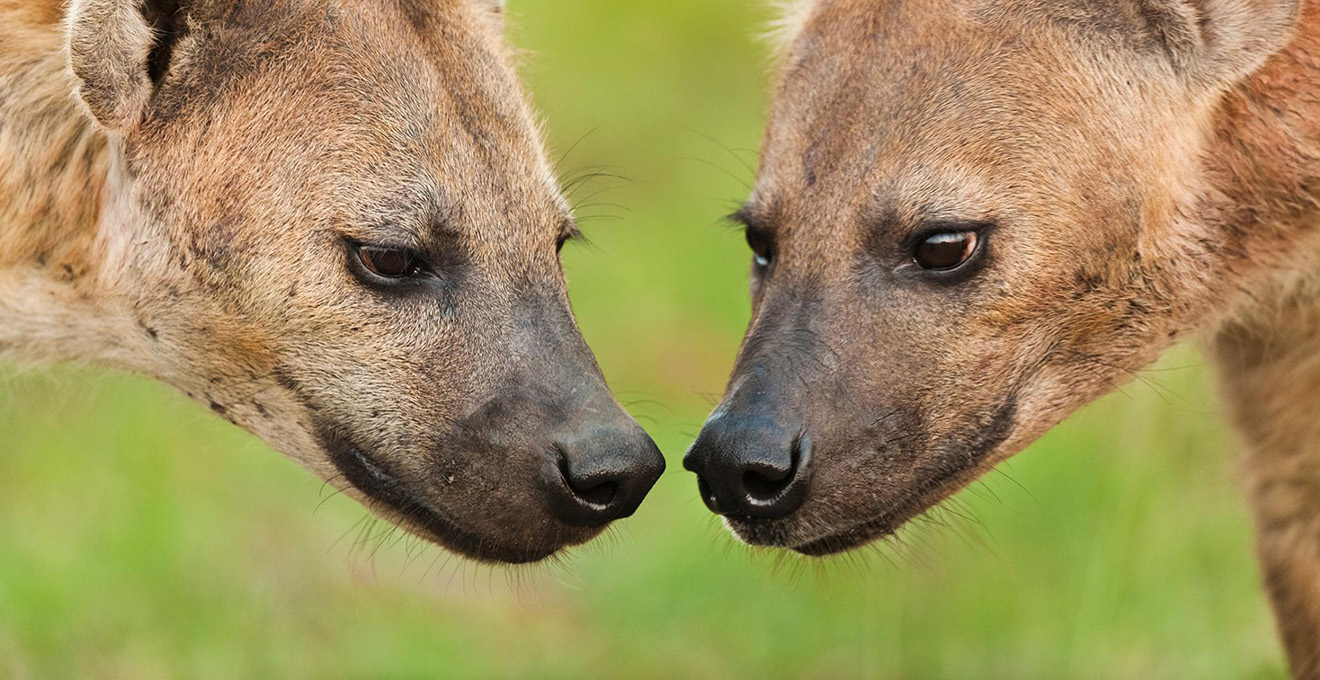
[685,0,1320,671]
[0,0,663,565]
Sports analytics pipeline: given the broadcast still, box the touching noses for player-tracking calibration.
[545,421,666,526]
[682,412,813,519]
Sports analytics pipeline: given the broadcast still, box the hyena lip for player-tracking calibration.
[791,517,897,557]
[731,455,1011,557]
[789,403,1022,557]
[723,513,895,556]
[785,471,991,557]
[318,430,562,564]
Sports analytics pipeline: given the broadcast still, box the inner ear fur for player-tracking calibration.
[143,0,190,86]
[1138,0,1301,88]
[65,0,190,131]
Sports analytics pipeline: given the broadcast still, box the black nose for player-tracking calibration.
[682,413,812,519]
[545,423,665,526]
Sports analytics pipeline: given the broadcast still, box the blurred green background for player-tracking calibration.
[0,0,1289,677]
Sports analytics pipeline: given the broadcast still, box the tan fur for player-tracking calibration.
[693,0,1320,671]
[1,0,659,564]
[1216,274,1320,676]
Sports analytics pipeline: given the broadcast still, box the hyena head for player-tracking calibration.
[65,0,663,563]
[685,0,1301,554]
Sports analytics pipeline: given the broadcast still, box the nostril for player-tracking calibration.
[733,432,811,518]
[742,468,790,501]
[547,426,664,526]
[696,475,719,512]
[572,480,619,508]
[687,416,813,519]
[555,452,620,509]
[743,432,806,501]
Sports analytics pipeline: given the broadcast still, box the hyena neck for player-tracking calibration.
[1201,4,1320,315]
[0,6,158,370]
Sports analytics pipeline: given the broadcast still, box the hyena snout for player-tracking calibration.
[506,300,665,526]
[326,377,665,563]
[546,419,665,526]
[683,409,814,520]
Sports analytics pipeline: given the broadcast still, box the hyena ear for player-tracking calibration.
[1139,0,1300,89]
[65,0,190,131]
[766,0,818,55]
[473,0,505,23]
[461,0,504,35]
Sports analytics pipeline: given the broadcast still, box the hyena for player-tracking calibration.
[0,0,664,564]
[683,0,1320,671]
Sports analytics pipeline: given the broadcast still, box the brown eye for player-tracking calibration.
[357,246,424,279]
[914,231,978,270]
[746,228,774,269]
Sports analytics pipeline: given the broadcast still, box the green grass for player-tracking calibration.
[0,0,1288,677]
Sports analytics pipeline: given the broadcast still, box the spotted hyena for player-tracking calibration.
[0,0,663,564]
[684,0,1320,672]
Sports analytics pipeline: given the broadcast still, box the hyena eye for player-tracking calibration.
[555,217,581,255]
[745,227,774,269]
[914,231,978,271]
[356,245,426,279]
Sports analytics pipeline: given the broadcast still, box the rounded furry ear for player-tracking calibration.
[65,0,188,131]
[766,0,817,57]
[474,0,505,17]
[466,0,504,33]
[1139,0,1300,89]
